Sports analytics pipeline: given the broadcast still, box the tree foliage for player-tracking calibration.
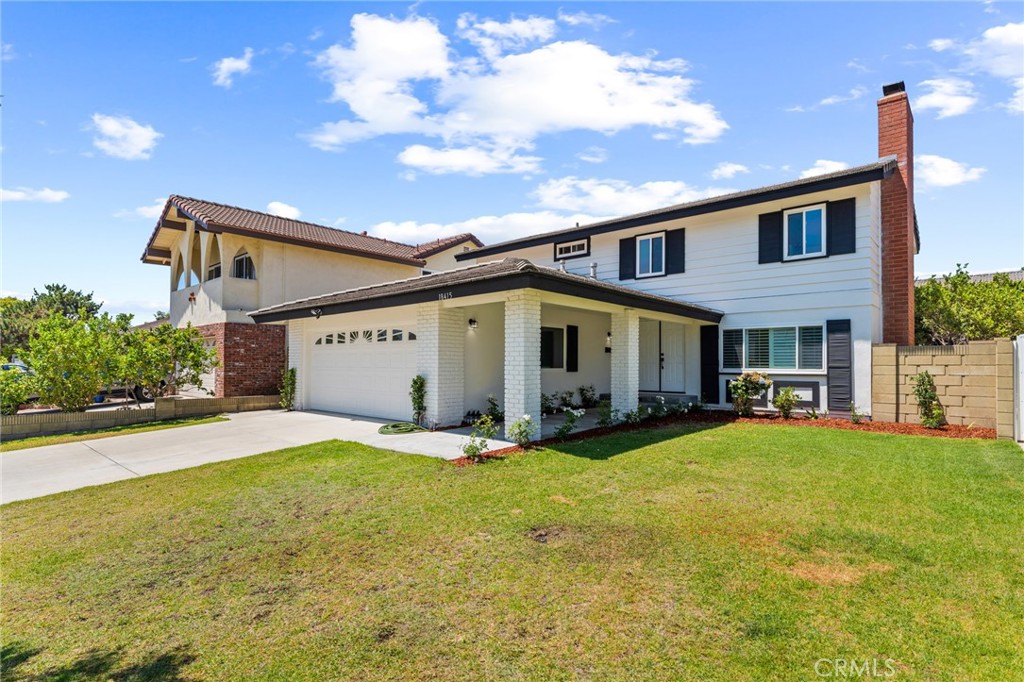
[27,313,113,412]
[1,284,102,360]
[915,265,1024,345]
[113,323,218,401]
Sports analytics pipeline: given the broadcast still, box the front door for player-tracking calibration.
[639,319,686,392]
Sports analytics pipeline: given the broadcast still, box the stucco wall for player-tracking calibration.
[539,305,612,401]
[872,340,1014,437]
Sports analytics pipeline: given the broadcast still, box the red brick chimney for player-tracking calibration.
[878,81,917,345]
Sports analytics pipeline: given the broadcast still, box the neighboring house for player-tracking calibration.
[915,270,1024,285]
[244,82,919,439]
[141,197,481,396]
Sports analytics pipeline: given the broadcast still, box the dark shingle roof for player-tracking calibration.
[250,258,723,324]
[915,270,1024,286]
[457,158,898,261]
[142,196,482,266]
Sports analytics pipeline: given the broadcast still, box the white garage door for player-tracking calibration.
[307,324,418,421]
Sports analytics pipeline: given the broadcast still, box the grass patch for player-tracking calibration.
[2,423,1022,680]
[0,415,229,452]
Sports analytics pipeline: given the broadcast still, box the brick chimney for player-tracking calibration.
[878,81,916,345]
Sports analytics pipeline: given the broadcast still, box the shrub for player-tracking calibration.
[911,371,945,429]
[650,396,668,418]
[805,406,820,420]
[279,368,297,410]
[410,375,426,426]
[728,371,772,417]
[554,407,585,440]
[507,414,537,447]
[558,390,577,409]
[486,394,504,422]
[849,402,865,424]
[460,414,498,462]
[578,385,599,408]
[541,392,556,415]
[0,370,30,416]
[622,407,644,424]
[771,386,798,419]
[596,400,619,427]
[28,313,109,412]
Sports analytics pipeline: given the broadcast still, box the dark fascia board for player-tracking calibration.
[160,217,187,230]
[457,165,891,261]
[251,271,723,324]
[207,222,426,267]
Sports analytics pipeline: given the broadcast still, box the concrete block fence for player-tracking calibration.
[1,395,280,441]
[871,340,1014,438]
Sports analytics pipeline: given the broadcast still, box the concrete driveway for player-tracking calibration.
[1,410,508,504]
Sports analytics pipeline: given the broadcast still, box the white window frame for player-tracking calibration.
[782,203,827,261]
[720,324,826,374]
[207,262,222,281]
[232,253,256,280]
[555,238,589,260]
[636,232,666,278]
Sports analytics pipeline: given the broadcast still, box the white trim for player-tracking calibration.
[555,239,589,259]
[636,231,666,278]
[720,324,826,373]
[782,203,827,261]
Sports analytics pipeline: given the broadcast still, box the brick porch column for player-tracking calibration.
[416,302,465,428]
[611,309,640,417]
[504,291,542,441]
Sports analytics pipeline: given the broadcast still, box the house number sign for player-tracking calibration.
[438,291,454,301]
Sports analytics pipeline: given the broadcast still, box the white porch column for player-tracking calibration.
[504,291,542,441]
[611,308,640,416]
[416,302,465,428]
[286,319,305,410]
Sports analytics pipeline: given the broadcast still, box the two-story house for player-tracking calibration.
[141,199,481,396]
[153,81,918,440]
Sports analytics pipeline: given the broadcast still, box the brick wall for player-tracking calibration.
[877,86,916,346]
[197,323,286,397]
[503,291,542,440]
[416,302,465,428]
[871,340,1014,438]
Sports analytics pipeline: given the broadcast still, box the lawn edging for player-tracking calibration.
[1,395,279,441]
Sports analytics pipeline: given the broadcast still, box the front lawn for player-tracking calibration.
[2,424,1021,680]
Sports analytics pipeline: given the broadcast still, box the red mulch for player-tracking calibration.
[448,410,996,466]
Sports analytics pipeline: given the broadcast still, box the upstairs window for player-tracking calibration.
[636,233,665,278]
[554,238,589,260]
[232,252,256,280]
[784,204,826,260]
[207,262,222,280]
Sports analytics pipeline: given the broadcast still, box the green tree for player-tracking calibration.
[915,265,1024,345]
[0,284,103,361]
[27,313,110,411]
[117,323,218,403]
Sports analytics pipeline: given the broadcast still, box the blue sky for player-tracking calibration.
[3,2,1022,320]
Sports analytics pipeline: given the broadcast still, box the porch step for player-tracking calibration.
[639,393,698,407]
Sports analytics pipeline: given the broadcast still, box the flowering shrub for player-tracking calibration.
[558,390,577,409]
[729,371,772,417]
[507,414,537,446]
[541,392,556,415]
[578,384,599,408]
[622,407,644,424]
[554,407,585,440]
[460,414,498,462]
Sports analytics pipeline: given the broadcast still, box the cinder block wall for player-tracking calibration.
[871,340,1014,438]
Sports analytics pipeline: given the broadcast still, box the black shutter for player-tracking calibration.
[826,319,852,411]
[619,237,636,280]
[758,212,783,264]
[827,198,856,256]
[700,325,720,404]
[665,228,686,274]
[566,325,579,373]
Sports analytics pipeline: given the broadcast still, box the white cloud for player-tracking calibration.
[0,187,70,203]
[115,197,166,219]
[799,160,849,179]
[2,44,15,61]
[266,201,302,219]
[372,210,602,244]
[306,13,728,174]
[929,22,1023,113]
[308,28,324,41]
[534,176,731,216]
[914,78,978,118]
[556,10,617,29]
[915,154,986,188]
[710,162,750,180]
[819,86,868,106]
[846,58,870,73]
[576,146,607,164]
[211,47,254,88]
[457,13,557,61]
[89,113,163,160]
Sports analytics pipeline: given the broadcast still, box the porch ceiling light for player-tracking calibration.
[468,318,478,330]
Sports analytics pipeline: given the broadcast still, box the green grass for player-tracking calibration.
[2,423,1022,681]
[0,416,229,452]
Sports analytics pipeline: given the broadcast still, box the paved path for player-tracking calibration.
[2,410,508,504]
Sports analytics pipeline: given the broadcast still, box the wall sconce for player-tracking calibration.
[605,331,612,353]
[468,318,478,330]
[310,308,322,319]
[188,292,197,305]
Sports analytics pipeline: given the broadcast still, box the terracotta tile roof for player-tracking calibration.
[250,258,723,324]
[411,233,484,258]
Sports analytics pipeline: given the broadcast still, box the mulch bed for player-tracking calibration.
[449,410,996,466]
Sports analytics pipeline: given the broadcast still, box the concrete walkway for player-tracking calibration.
[1,410,509,504]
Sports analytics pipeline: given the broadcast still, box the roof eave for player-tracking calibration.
[456,163,893,261]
